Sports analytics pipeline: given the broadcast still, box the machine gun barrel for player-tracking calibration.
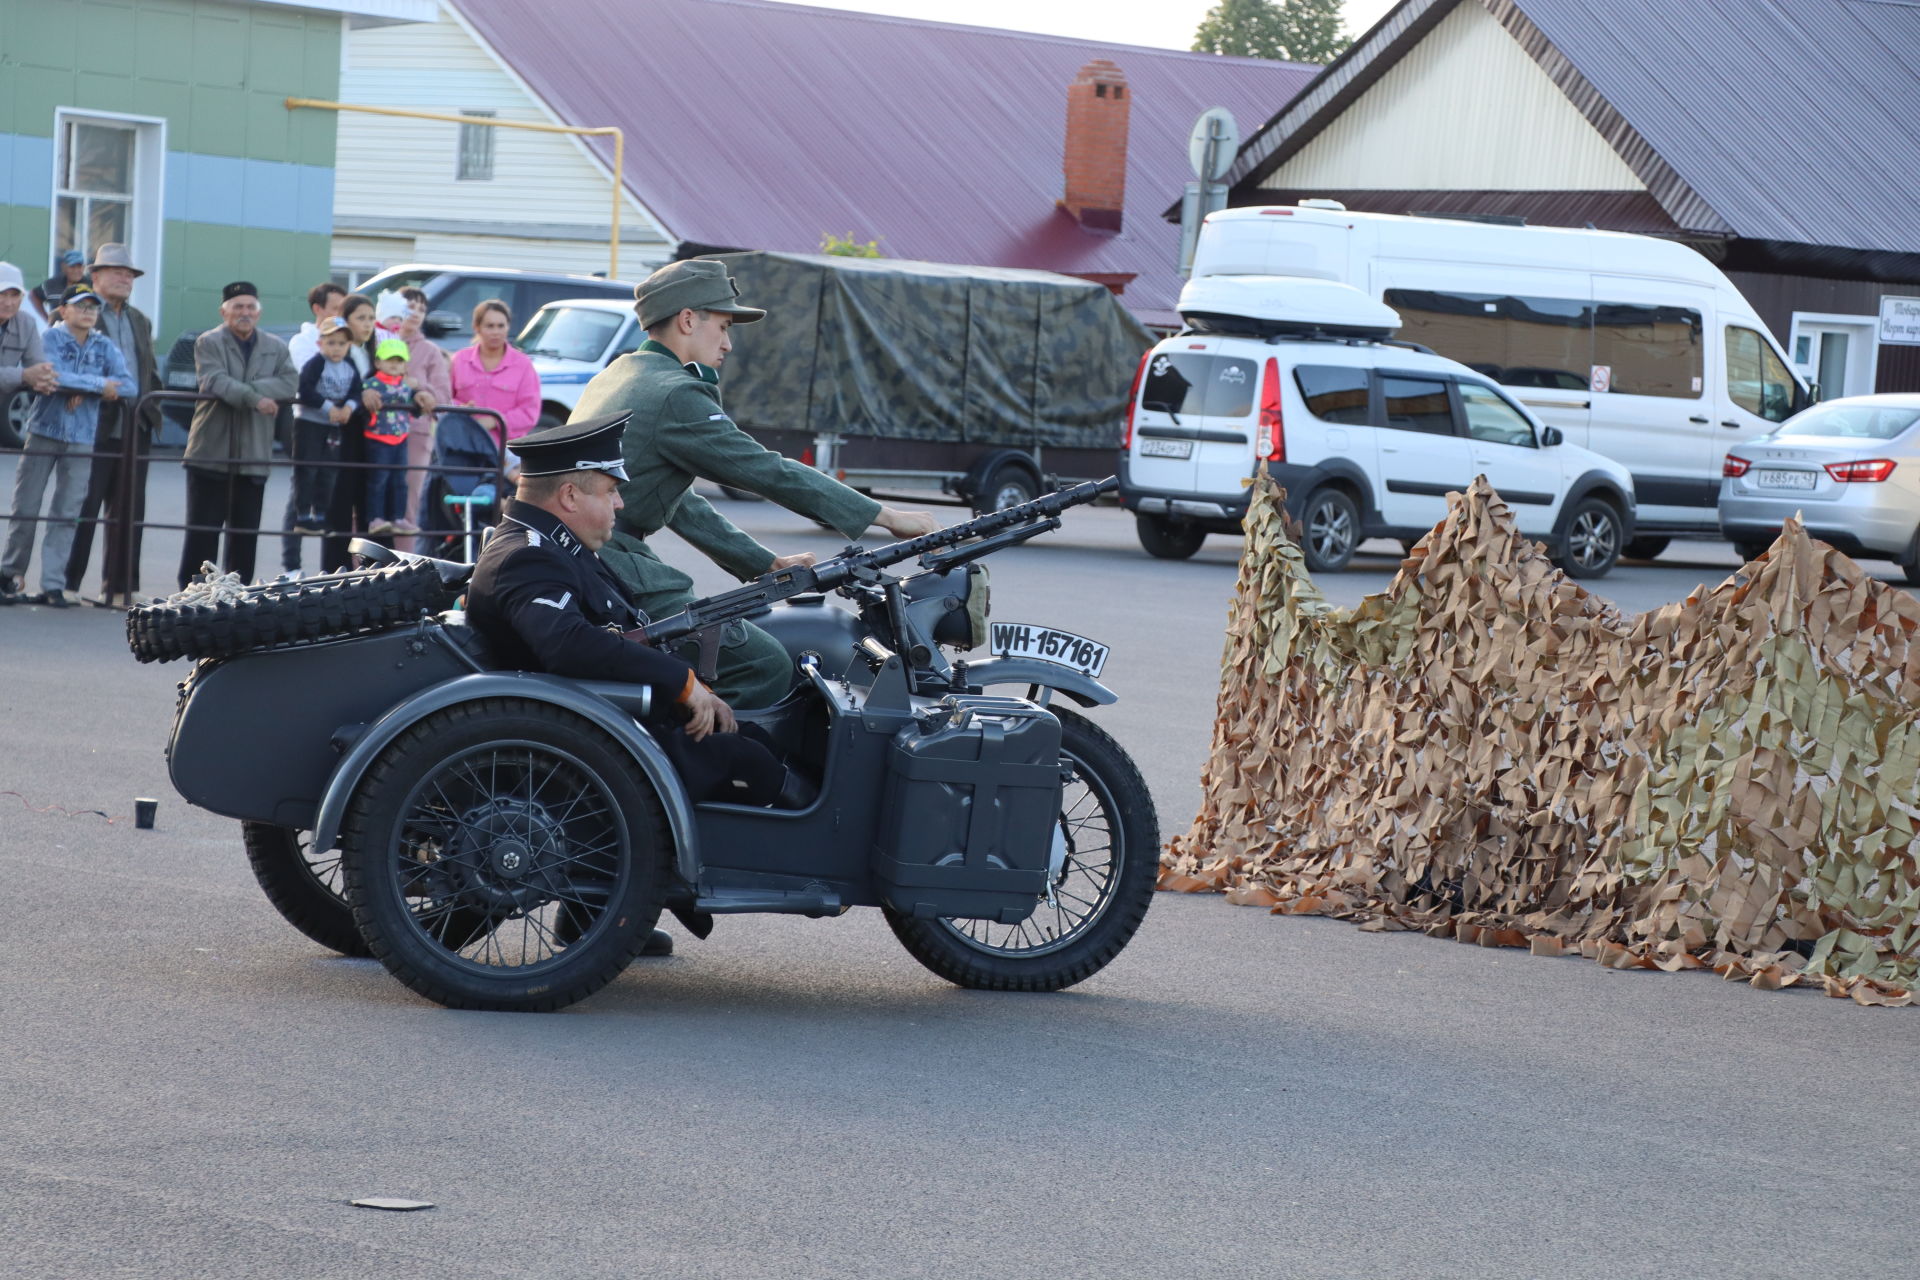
[640,476,1115,649]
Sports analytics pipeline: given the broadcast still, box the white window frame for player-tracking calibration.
[1788,311,1880,401]
[50,107,168,328]
[455,110,496,182]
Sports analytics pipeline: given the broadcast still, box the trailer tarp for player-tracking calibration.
[710,252,1153,449]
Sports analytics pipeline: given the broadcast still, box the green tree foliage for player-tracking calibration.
[1192,0,1351,64]
[819,231,883,258]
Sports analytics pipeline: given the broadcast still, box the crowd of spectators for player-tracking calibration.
[0,252,541,605]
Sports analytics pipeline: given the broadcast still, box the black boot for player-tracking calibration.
[775,768,818,811]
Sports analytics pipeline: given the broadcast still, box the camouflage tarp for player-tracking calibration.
[709,252,1153,449]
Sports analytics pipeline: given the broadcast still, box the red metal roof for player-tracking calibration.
[448,0,1318,325]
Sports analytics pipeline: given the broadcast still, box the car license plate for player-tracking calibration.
[1752,468,1817,490]
[1138,439,1193,459]
[990,623,1110,678]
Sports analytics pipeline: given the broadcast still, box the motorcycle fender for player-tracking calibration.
[309,672,701,884]
[960,656,1116,707]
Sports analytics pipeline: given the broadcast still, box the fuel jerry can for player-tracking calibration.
[872,696,1064,923]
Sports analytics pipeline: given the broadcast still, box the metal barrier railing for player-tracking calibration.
[2,388,511,599]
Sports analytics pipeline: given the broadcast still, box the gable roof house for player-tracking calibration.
[1213,0,1920,396]
[330,0,1318,326]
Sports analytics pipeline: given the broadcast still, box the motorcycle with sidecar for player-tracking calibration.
[132,479,1158,1011]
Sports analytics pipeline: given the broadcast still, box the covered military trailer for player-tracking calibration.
[711,251,1153,511]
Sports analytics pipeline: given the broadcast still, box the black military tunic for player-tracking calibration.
[467,498,783,804]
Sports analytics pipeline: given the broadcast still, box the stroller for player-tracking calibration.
[419,409,510,562]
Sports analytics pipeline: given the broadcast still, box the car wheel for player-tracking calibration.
[1135,514,1206,560]
[1622,536,1670,561]
[884,708,1159,992]
[1554,498,1622,579]
[1300,487,1359,573]
[3,387,30,449]
[339,698,670,1012]
[1900,529,1920,587]
[972,462,1038,517]
[241,821,371,957]
[1734,539,1773,563]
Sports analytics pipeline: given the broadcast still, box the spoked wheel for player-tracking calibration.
[884,708,1159,991]
[340,699,670,1011]
[241,821,370,957]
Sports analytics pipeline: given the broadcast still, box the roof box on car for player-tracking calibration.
[1177,275,1401,340]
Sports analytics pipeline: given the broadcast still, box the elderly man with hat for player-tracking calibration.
[64,244,161,607]
[467,412,809,954]
[178,281,297,590]
[569,258,938,709]
[1,283,134,606]
[1,260,59,412]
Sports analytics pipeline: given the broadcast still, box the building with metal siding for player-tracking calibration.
[1219,0,1920,397]
[327,0,1317,328]
[0,0,432,333]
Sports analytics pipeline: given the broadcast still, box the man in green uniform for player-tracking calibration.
[570,259,936,707]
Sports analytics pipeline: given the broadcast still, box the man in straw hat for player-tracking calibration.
[65,243,160,607]
[571,258,938,709]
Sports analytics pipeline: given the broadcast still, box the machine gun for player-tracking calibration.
[640,476,1117,677]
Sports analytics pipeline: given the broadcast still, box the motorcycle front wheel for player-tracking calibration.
[883,707,1159,991]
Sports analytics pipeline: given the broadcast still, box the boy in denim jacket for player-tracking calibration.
[0,284,133,606]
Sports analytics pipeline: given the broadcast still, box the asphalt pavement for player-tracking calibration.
[1,457,1913,1277]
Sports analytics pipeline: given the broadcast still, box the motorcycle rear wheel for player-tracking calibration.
[883,708,1159,991]
[241,821,370,957]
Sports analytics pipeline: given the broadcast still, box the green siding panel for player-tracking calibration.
[0,0,342,163]
[164,220,329,332]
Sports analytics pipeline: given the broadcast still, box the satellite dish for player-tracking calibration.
[1188,108,1239,183]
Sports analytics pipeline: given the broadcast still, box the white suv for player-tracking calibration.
[1117,277,1637,578]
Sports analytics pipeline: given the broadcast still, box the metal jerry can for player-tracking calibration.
[872,695,1064,923]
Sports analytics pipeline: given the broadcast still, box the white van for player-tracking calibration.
[1117,276,1637,577]
[1189,205,1809,555]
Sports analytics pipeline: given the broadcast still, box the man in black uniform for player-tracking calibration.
[466,413,805,953]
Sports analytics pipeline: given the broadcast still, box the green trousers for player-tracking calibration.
[600,531,796,709]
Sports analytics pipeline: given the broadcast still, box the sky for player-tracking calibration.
[758,0,1400,54]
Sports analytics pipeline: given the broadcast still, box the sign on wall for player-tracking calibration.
[1880,296,1920,346]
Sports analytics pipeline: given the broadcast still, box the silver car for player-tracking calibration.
[1719,393,1920,583]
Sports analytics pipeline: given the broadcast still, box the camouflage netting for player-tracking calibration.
[1161,473,1920,1006]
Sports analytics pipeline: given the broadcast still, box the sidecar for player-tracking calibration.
[164,584,1156,1012]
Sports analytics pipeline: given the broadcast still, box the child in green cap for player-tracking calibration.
[365,335,418,535]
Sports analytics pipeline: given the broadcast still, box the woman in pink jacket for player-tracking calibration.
[449,298,541,447]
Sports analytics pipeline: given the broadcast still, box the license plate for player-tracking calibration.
[990,623,1110,678]
[1753,468,1817,490]
[1138,439,1193,459]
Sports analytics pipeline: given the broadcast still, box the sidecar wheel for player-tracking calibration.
[340,698,671,1012]
[241,821,371,957]
[883,708,1159,991]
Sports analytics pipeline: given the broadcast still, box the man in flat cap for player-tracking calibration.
[570,257,937,709]
[66,243,161,607]
[180,281,297,590]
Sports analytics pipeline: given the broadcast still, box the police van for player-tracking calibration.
[1118,275,1636,577]
[1181,204,1808,558]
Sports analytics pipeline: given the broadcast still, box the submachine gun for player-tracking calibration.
[639,476,1118,679]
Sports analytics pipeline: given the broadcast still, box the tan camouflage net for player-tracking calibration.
[1161,474,1920,1006]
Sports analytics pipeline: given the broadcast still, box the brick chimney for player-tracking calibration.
[1062,59,1129,233]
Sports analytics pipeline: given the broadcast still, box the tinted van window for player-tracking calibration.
[1725,325,1796,422]
[1594,303,1701,399]
[1141,352,1258,418]
[1385,290,1592,391]
[1294,366,1370,424]
[1381,376,1455,435]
